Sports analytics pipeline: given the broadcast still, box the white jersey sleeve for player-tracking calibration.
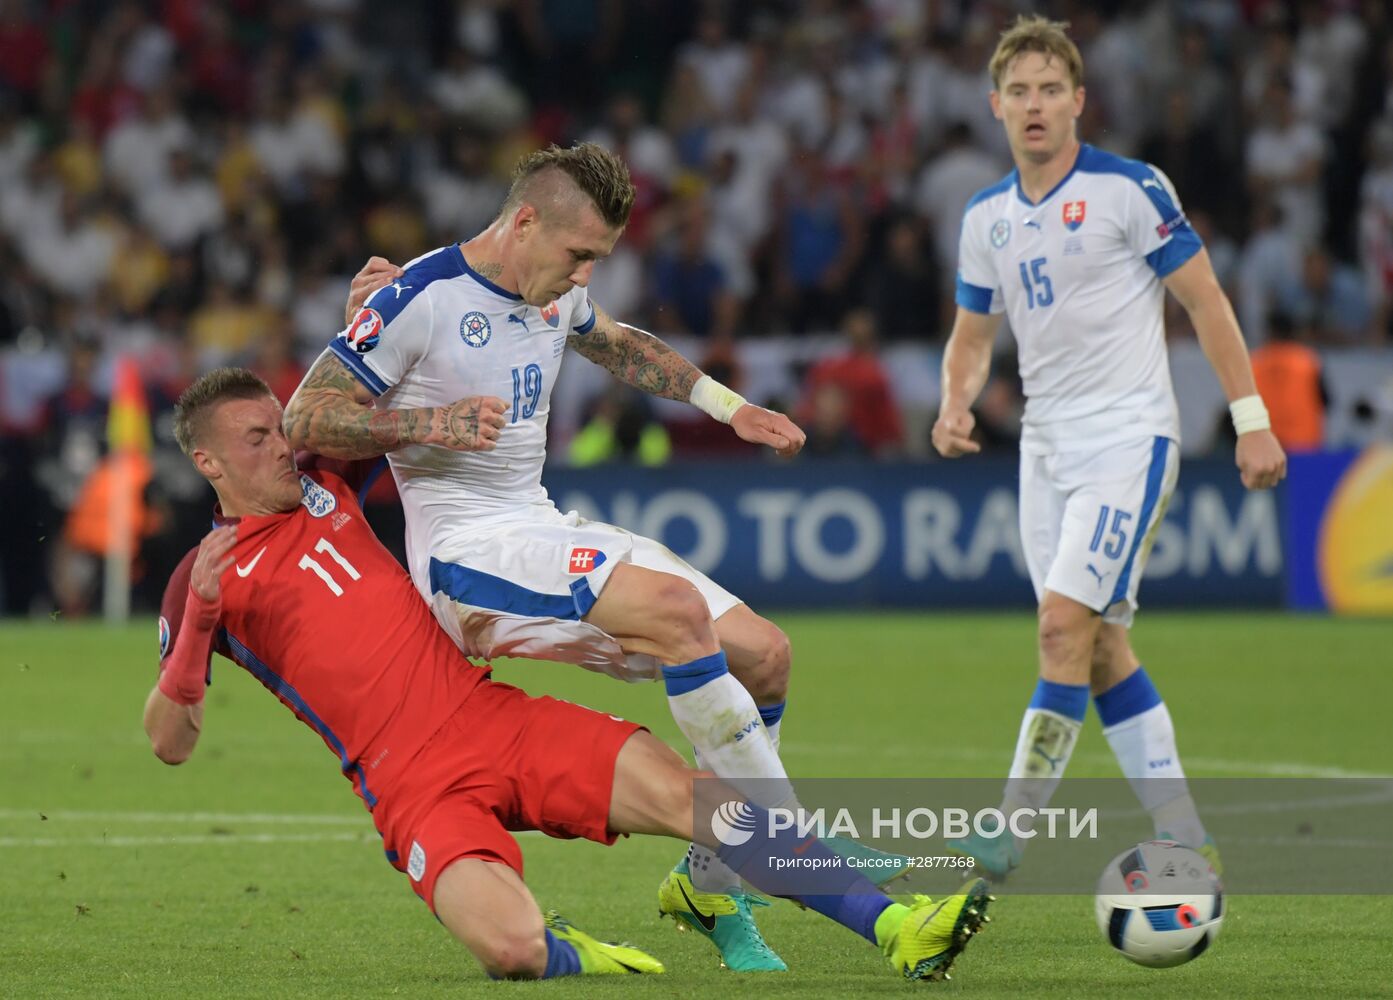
[568,283,597,336]
[327,247,467,396]
[955,173,1014,315]
[1118,164,1202,278]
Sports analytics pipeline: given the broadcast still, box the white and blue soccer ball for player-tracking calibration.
[1094,840,1224,968]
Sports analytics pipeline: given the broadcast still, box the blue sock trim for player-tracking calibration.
[1094,666,1163,728]
[715,803,892,944]
[543,929,581,978]
[662,651,729,697]
[838,894,897,946]
[758,701,786,728]
[1028,678,1089,722]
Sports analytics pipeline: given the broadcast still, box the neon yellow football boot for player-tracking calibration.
[543,910,665,974]
[876,878,995,982]
[657,861,787,971]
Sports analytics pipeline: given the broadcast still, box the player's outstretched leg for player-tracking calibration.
[589,565,791,970]
[610,733,996,983]
[706,801,995,982]
[433,857,664,978]
[1092,625,1220,873]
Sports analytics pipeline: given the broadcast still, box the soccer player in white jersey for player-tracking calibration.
[284,144,908,971]
[933,16,1287,879]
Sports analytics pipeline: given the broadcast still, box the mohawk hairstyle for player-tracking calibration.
[502,142,636,228]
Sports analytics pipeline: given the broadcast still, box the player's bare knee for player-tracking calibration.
[475,916,547,979]
[1037,602,1093,666]
[651,577,717,660]
[741,621,791,703]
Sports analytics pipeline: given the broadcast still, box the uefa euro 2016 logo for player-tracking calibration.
[459,311,492,348]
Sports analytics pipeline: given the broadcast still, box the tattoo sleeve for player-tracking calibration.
[284,351,424,459]
[568,304,703,402]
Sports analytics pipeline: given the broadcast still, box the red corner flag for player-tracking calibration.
[100,356,153,621]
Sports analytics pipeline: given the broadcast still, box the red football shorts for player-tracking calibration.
[372,678,645,912]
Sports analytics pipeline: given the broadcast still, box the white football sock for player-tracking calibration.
[1001,708,1084,848]
[665,656,796,894]
[1103,703,1207,847]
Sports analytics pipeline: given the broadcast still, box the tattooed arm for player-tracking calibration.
[569,304,808,457]
[567,304,704,401]
[283,350,509,459]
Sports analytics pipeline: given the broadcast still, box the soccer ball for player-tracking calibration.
[1094,840,1224,968]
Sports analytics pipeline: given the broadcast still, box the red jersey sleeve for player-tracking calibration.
[157,546,226,685]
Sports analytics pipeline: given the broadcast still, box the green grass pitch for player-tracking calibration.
[3,612,1391,998]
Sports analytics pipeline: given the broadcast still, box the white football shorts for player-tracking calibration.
[1019,435,1179,626]
[419,508,742,682]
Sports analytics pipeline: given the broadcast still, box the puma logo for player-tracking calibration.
[1031,745,1063,770]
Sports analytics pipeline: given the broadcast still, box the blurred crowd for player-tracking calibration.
[2,0,1393,615]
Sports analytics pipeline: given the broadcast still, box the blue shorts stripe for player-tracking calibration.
[1109,437,1169,606]
[329,339,390,396]
[429,557,596,621]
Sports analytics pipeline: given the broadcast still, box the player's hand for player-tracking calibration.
[190,525,237,604]
[932,407,980,457]
[731,404,806,458]
[345,256,403,325]
[427,396,510,451]
[1236,429,1286,490]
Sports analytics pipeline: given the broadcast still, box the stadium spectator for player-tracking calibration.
[1246,76,1327,247]
[1250,313,1328,451]
[247,314,307,408]
[651,197,738,340]
[103,86,193,199]
[774,150,863,332]
[1237,200,1303,346]
[0,0,50,106]
[1358,121,1393,341]
[136,148,223,252]
[21,189,117,301]
[675,10,751,120]
[865,219,939,340]
[799,382,862,459]
[799,308,902,456]
[1279,247,1373,345]
[914,121,1006,310]
[568,386,671,467]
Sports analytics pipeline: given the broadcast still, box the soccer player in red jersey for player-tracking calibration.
[143,368,993,982]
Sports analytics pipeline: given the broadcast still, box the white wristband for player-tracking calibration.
[1229,395,1271,435]
[689,375,747,424]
